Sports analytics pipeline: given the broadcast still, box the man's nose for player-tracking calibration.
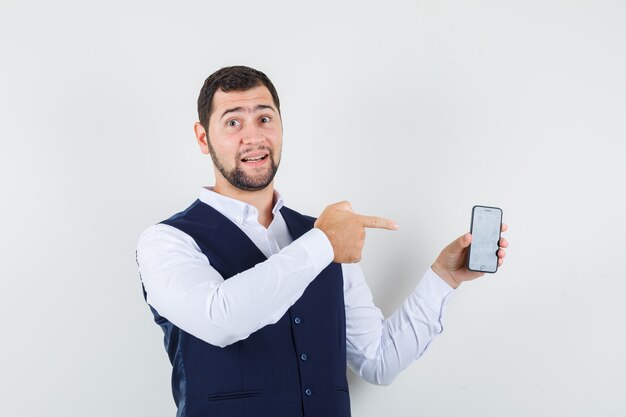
[241,123,263,145]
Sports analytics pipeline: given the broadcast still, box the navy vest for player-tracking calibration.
[144,200,351,417]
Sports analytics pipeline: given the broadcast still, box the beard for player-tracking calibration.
[207,141,280,191]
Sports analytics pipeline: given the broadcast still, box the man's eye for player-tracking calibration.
[260,116,271,123]
[227,120,240,127]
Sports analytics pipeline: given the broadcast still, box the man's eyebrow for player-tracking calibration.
[220,104,276,120]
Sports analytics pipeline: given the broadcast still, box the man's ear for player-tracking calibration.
[194,122,210,155]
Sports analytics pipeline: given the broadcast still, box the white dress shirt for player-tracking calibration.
[136,187,455,385]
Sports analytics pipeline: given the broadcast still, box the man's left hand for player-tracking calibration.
[431,224,509,289]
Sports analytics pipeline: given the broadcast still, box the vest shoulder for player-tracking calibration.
[162,199,203,223]
[280,205,317,223]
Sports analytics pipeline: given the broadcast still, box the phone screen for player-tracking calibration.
[468,205,502,273]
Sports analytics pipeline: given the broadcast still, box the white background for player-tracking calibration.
[1,0,625,416]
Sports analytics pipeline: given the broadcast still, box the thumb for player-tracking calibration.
[456,233,472,250]
[443,233,471,257]
[332,201,353,213]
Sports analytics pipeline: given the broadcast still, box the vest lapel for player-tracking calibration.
[280,206,315,241]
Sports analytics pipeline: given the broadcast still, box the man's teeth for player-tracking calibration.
[242,155,267,162]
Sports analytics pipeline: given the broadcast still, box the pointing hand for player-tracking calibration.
[314,201,399,263]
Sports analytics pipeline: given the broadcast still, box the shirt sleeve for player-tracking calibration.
[136,223,334,348]
[343,264,455,385]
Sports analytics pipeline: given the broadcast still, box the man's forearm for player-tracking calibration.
[137,224,333,347]
[345,268,454,385]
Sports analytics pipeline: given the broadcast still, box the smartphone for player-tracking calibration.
[467,205,503,273]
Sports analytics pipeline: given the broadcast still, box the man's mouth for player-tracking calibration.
[241,153,269,163]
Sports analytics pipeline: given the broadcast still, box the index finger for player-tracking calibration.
[355,214,399,230]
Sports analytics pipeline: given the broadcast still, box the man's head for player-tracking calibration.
[194,66,283,193]
[197,66,281,132]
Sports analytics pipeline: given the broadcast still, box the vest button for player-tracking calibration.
[300,353,308,361]
[294,317,301,325]
[305,388,312,396]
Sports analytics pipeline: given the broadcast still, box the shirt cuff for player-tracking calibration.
[294,228,334,274]
[415,268,456,312]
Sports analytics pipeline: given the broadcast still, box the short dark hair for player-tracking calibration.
[197,65,281,130]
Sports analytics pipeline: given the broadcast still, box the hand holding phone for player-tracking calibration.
[467,205,503,273]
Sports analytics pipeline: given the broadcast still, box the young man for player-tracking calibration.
[136,66,508,417]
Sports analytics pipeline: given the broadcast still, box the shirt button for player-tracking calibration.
[305,388,312,396]
[294,317,301,325]
[300,353,308,361]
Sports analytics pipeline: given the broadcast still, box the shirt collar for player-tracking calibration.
[198,186,284,226]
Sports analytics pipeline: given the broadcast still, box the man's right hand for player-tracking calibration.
[314,201,399,263]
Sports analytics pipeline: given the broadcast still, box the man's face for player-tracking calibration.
[204,85,282,191]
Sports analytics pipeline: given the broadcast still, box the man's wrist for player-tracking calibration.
[431,262,460,289]
[301,228,334,271]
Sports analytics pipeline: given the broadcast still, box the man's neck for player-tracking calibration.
[213,181,275,229]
